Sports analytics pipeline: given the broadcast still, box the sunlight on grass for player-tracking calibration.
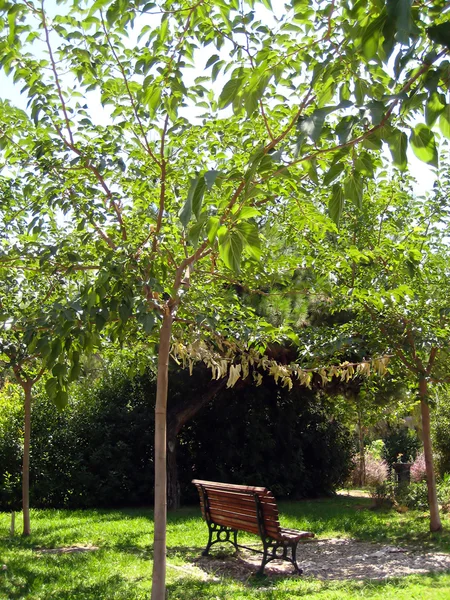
[1,498,450,599]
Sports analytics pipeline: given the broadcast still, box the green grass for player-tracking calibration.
[1,496,450,599]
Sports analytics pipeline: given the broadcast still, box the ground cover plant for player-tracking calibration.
[1,495,450,599]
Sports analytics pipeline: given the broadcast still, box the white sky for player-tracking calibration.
[0,0,437,195]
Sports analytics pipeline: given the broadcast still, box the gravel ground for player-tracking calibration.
[192,538,450,581]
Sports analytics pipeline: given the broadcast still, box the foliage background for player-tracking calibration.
[0,365,354,510]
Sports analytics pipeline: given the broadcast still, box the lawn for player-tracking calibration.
[1,495,450,599]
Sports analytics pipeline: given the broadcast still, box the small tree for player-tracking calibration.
[328,172,450,531]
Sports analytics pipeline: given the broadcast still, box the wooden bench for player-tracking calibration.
[192,479,315,574]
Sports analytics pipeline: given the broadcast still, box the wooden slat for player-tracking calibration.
[279,527,315,540]
[205,496,279,519]
[193,479,267,494]
[202,490,279,512]
[207,505,279,527]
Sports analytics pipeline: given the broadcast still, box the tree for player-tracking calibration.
[326,170,450,531]
[0,171,96,534]
[1,1,449,596]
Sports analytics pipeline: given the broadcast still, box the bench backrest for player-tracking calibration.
[192,479,282,539]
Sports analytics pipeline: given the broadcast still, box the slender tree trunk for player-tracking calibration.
[151,311,173,600]
[167,429,179,511]
[419,376,442,532]
[22,381,32,536]
[10,511,15,537]
[357,409,365,488]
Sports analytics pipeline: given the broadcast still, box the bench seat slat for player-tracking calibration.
[279,527,315,541]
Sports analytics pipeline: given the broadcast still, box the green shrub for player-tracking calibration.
[0,384,23,511]
[432,387,450,477]
[382,426,420,467]
[0,367,354,509]
[182,380,354,502]
[396,481,429,511]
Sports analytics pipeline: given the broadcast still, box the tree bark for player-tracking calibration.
[419,376,442,532]
[22,381,32,536]
[151,311,173,600]
[357,409,365,488]
[167,431,179,511]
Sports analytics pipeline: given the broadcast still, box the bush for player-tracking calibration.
[396,481,429,511]
[432,387,450,477]
[0,384,23,511]
[348,452,388,488]
[183,380,354,502]
[410,452,427,482]
[438,473,450,509]
[382,426,420,467]
[0,366,355,509]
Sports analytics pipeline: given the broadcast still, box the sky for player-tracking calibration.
[0,0,438,195]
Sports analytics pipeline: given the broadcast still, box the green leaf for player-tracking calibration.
[304,159,318,184]
[298,109,329,143]
[45,377,58,398]
[69,362,81,383]
[354,153,374,178]
[361,15,384,60]
[188,218,205,248]
[387,0,414,45]
[236,206,261,220]
[236,221,261,259]
[427,21,450,50]
[425,93,445,126]
[439,105,450,140]
[344,173,363,208]
[219,77,244,109]
[329,184,344,226]
[52,362,67,378]
[119,302,132,323]
[205,54,220,69]
[323,162,344,186]
[142,312,155,334]
[205,169,220,191]
[192,176,206,219]
[179,177,196,228]
[207,216,220,244]
[54,389,69,409]
[218,228,243,272]
[410,124,438,168]
[335,116,358,144]
[244,75,269,117]
[387,129,407,171]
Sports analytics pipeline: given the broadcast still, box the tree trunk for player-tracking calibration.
[22,381,32,536]
[167,429,179,511]
[419,376,442,532]
[357,410,365,488]
[151,311,173,600]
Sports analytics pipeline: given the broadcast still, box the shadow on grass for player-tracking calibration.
[166,570,450,599]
